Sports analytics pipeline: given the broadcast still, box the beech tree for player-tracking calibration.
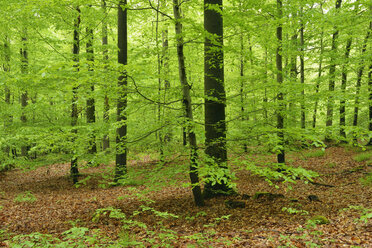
[203,0,233,198]
[115,0,128,181]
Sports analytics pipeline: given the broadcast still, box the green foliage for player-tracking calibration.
[10,232,57,248]
[242,160,318,188]
[360,172,372,186]
[185,211,207,221]
[353,152,372,162]
[14,191,37,203]
[281,207,309,215]
[304,149,325,158]
[308,215,330,225]
[342,205,372,223]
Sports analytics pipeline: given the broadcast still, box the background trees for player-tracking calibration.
[0,0,371,201]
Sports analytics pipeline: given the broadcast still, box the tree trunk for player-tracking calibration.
[300,9,305,129]
[313,29,324,129]
[3,35,13,156]
[240,32,247,152]
[86,26,97,155]
[173,0,204,206]
[339,37,352,140]
[115,0,128,181]
[353,19,371,141]
[203,0,233,198]
[325,0,342,142]
[276,0,285,164]
[20,32,30,158]
[289,30,297,129]
[161,28,171,143]
[71,6,81,184]
[102,0,110,151]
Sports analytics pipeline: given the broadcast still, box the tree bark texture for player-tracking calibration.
[115,0,128,180]
[173,0,204,206]
[204,0,233,197]
[86,26,97,154]
[276,0,285,164]
[102,0,110,151]
[71,6,81,184]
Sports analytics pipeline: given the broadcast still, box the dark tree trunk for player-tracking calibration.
[300,9,305,129]
[20,32,30,158]
[173,0,204,206]
[71,7,81,184]
[115,0,128,181]
[3,35,13,156]
[203,0,233,198]
[86,26,97,155]
[325,0,342,142]
[276,0,285,164]
[102,0,110,151]
[339,37,352,140]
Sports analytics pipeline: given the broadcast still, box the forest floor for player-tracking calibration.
[0,146,371,247]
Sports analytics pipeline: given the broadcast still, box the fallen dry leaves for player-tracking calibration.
[0,147,371,247]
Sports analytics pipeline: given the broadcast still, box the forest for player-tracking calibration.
[0,0,371,247]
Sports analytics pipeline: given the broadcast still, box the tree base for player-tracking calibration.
[203,183,237,199]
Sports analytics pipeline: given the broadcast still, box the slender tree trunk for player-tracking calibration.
[161,28,171,143]
[240,32,247,152]
[155,0,165,161]
[263,47,268,121]
[325,0,342,142]
[20,31,30,158]
[71,7,81,184]
[3,35,12,156]
[115,0,128,181]
[102,0,110,151]
[173,0,204,206]
[339,37,352,140]
[313,29,324,128]
[289,30,297,129]
[353,19,371,141]
[300,8,305,129]
[204,0,232,197]
[86,26,97,155]
[276,0,285,164]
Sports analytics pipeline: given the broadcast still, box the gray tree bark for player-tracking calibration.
[173,0,204,206]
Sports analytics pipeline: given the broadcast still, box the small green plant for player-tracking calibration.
[353,152,372,162]
[203,214,231,228]
[282,207,309,215]
[304,149,325,158]
[342,205,372,223]
[308,215,330,225]
[74,175,92,188]
[14,191,37,203]
[360,173,372,186]
[10,232,57,248]
[185,211,207,221]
